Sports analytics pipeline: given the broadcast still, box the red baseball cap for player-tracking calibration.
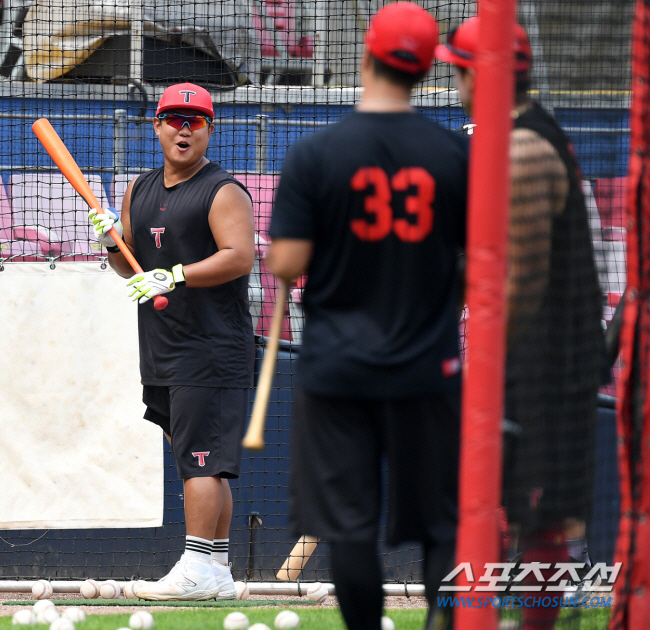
[155,83,214,118]
[365,2,438,76]
[435,16,532,73]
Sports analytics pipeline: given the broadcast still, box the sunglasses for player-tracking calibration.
[156,113,213,131]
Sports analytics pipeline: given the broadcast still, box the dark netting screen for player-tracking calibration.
[0,2,638,625]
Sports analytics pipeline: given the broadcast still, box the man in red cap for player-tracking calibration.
[437,18,605,630]
[89,82,255,600]
[267,3,467,629]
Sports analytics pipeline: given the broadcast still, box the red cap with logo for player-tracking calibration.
[435,16,532,74]
[365,2,438,76]
[155,83,214,118]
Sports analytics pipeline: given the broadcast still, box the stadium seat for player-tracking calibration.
[232,174,292,338]
[288,279,305,345]
[9,173,109,260]
[593,177,627,241]
[0,179,41,261]
[111,173,129,213]
[252,0,313,84]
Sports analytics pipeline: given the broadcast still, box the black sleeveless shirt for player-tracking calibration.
[506,102,604,418]
[129,162,254,387]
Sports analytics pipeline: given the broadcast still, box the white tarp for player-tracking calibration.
[0,262,163,529]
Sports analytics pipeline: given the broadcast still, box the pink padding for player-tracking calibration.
[9,173,110,260]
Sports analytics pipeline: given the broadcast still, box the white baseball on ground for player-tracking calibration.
[306,582,328,604]
[50,616,75,630]
[99,580,121,599]
[223,611,250,630]
[233,581,250,600]
[12,609,36,625]
[123,581,141,599]
[274,610,300,629]
[32,580,54,600]
[62,607,86,623]
[33,599,55,614]
[36,606,60,624]
[129,610,155,630]
[381,617,395,630]
[79,580,100,599]
[248,624,271,630]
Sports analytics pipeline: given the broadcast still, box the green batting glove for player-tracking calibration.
[88,207,123,248]
[127,264,185,304]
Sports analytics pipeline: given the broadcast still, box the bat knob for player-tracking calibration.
[153,295,168,310]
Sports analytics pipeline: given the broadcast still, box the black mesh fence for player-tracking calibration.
[0,3,636,624]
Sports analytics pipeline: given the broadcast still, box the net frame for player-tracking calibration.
[0,2,634,617]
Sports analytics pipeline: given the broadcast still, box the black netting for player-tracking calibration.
[0,4,634,625]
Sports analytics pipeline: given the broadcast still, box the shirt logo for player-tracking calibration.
[192,451,210,467]
[442,357,461,377]
[160,204,167,212]
[179,89,197,103]
[151,227,165,248]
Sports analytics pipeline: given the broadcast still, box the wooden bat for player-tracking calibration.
[276,535,320,580]
[31,118,168,311]
[242,279,289,449]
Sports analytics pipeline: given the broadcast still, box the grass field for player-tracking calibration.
[0,605,427,630]
[0,600,611,630]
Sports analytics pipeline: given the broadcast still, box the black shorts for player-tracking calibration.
[143,385,248,480]
[289,389,461,546]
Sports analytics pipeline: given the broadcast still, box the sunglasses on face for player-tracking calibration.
[156,113,213,130]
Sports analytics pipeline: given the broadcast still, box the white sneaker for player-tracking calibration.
[135,556,219,601]
[211,561,236,600]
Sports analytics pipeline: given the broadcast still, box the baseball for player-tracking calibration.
[248,625,271,630]
[12,609,36,625]
[234,581,250,600]
[36,607,60,624]
[129,610,155,630]
[33,599,55,614]
[306,582,328,604]
[274,610,300,629]
[381,617,395,630]
[123,580,140,599]
[99,579,121,599]
[62,607,86,623]
[32,580,54,600]
[50,617,75,630]
[223,612,249,630]
[79,579,100,599]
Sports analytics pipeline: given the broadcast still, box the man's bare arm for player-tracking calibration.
[508,128,569,343]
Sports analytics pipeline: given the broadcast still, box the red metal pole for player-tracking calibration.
[455,1,515,629]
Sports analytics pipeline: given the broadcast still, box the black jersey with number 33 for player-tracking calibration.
[270,111,468,398]
[130,162,255,388]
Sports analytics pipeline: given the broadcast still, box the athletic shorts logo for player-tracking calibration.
[192,451,210,467]
[151,227,165,248]
[179,89,197,103]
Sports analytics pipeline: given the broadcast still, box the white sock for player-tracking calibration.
[212,538,229,565]
[184,535,213,563]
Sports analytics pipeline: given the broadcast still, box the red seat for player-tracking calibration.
[593,177,627,241]
[232,174,296,341]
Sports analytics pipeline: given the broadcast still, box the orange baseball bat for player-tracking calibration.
[32,118,168,311]
[242,280,289,449]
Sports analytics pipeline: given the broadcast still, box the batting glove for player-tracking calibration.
[127,264,185,304]
[88,207,123,248]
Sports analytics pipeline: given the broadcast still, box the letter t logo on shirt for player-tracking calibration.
[151,227,165,248]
